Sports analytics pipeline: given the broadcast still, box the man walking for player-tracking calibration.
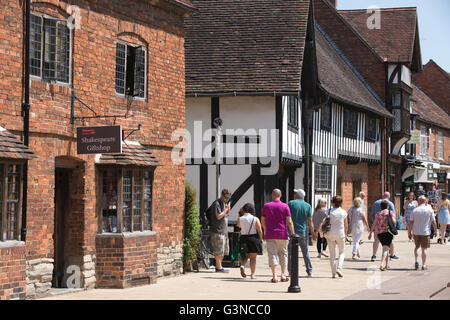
[371,192,399,261]
[408,196,438,270]
[208,188,232,272]
[287,189,316,277]
[261,189,295,283]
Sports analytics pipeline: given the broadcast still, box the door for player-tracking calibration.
[53,168,71,288]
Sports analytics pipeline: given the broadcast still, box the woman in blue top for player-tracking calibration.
[403,192,417,231]
[438,193,450,244]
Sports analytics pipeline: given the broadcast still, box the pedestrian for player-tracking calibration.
[403,192,417,231]
[348,197,369,260]
[313,198,329,258]
[261,189,295,283]
[208,188,232,273]
[369,200,396,271]
[236,203,263,279]
[437,193,450,244]
[287,189,316,277]
[317,195,348,278]
[358,191,366,246]
[371,192,399,261]
[408,196,438,270]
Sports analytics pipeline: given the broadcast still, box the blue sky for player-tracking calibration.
[336,0,450,71]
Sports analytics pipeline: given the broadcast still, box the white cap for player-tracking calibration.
[294,189,305,198]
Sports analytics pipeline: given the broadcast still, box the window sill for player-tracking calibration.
[31,75,71,88]
[115,92,147,102]
[96,230,156,238]
[0,240,26,248]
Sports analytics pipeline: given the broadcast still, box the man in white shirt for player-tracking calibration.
[408,196,438,271]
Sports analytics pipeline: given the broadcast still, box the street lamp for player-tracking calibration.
[213,117,223,199]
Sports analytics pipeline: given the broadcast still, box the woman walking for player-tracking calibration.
[317,196,348,278]
[403,192,417,232]
[313,198,328,258]
[437,193,450,244]
[369,201,396,271]
[236,203,263,279]
[348,197,369,260]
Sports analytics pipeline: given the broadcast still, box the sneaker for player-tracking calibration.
[307,273,312,277]
[390,255,399,260]
[414,262,419,270]
[250,274,255,279]
[332,274,336,279]
[240,266,246,278]
[336,270,343,278]
[317,254,321,258]
[371,255,376,262]
[437,238,442,244]
[215,268,230,273]
[422,265,428,271]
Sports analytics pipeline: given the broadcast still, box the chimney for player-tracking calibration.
[328,0,337,7]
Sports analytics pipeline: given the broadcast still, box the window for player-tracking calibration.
[392,109,401,132]
[438,131,444,160]
[99,167,153,233]
[287,96,298,132]
[433,130,437,159]
[315,163,332,191]
[321,103,331,131]
[0,164,23,241]
[365,115,377,142]
[343,109,357,137]
[392,91,401,107]
[420,126,429,156]
[352,179,362,201]
[30,14,71,83]
[115,42,146,98]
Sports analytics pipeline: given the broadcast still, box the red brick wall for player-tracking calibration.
[0,245,27,300]
[0,0,188,298]
[314,0,386,102]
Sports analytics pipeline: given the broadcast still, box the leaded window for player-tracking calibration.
[392,109,401,132]
[321,103,331,131]
[115,42,146,98]
[365,115,377,142]
[287,96,298,132]
[30,14,71,83]
[0,163,23,241]
[392,91,401,107]
[99,167,153,233]
[343,109,357,137]
[315,163,332,191]
[438,131,444,160]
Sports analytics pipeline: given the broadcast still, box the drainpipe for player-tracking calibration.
[21,0,31,242]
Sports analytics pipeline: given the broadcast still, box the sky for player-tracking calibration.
[336,0,450,71]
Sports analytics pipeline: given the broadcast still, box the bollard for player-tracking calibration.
[288,233,301,293]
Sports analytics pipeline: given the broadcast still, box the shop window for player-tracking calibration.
[321,103,331,131]
[343,109,357,138]
[99,167,153,233]
[287,96,299,132]
[115,41,146,99]
[0,163,23,241]
[365,115,377,142]
[315,163,332,192]
[30,14,71,83]
[438,131,444,160]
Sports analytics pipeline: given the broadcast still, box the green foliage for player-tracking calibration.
[183,182,201,271]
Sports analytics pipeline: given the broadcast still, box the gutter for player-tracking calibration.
[186,90,300,98]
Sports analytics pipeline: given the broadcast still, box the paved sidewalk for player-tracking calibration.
[41,231,450,300]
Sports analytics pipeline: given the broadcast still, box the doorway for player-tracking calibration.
[53,168,71,288]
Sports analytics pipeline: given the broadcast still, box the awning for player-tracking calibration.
[402,166,430,184]
[95,140,159,167]
[0,127,36,160]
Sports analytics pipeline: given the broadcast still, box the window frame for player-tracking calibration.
[314,163,332,192]
[287,96,299,133]
[419,126,429,156]
[115,40,148,101]
[97,166,154,234]
[29,13,72,86]
[343,109,358,138]
[320,103,332,131]
[438,131,444,160]
[0,161,24,242]
[364,115,377,142]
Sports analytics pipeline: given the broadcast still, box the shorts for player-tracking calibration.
[377,232,393,246]
[265,239,288,267]
[210,232,229,257]
[413,235,430,249]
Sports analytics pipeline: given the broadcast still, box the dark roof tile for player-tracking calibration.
[411,83,450,129]
[0,128,36,160]
[97,141,159,167]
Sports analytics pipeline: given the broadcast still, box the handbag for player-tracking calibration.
[387,210,398,236]
[320,209,332,238]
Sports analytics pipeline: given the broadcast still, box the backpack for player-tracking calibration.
[201,199,220,227]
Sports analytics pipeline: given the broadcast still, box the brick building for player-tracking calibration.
[0,0,193,300]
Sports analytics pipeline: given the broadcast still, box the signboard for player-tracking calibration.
[437,172,447,184]
[77,126,122,154]
[427,164,434,181]
[408,129,420,144]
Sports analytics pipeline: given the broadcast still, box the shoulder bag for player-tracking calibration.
[320,209,332,238]
[387,210,398,236]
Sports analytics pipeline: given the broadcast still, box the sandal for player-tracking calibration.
[380,266,386,271]
[271,278,278,283]
[280,277,289,282]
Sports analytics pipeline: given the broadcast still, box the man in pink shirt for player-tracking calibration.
[261,189,295,283]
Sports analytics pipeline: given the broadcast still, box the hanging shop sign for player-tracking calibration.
[437,172,447,184]
[427,164,434,181]
[77,126,122,154]
[408,130,420,144]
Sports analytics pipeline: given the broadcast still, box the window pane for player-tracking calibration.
[56,21,70,83]
[102,169,118,233]
[43,18,57,80]
[392,109,401,132]
[392,92,401,107]
[122,170,132,232]
[143,171,153,231]
[321,104,331,129]
[133,170,142,231]
[344,110,357,136]
[134,48,146,98]
[6,164,20,240]
[365,116,377,141]
[30,14,42,77]
[115,43,126,94]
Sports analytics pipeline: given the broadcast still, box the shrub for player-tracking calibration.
[183,182,201,271]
